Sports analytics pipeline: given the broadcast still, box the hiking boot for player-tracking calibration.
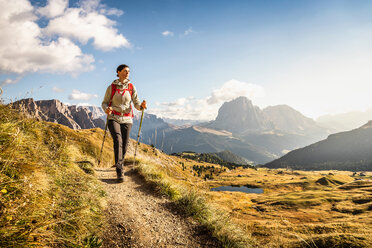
[116,167,123,183]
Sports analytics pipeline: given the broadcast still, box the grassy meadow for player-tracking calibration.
[136,146,372,248]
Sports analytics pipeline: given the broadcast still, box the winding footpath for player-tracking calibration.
[96,165,221,248]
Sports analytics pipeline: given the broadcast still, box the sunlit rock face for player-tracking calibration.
[10,98,105,130]
[209,96,273,133]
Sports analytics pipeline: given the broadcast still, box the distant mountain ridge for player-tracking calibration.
[163,118,202,126]
[131,112,174,146]
[262,105,323,135]
[264,121,372,171]
[10,98,105,130]
[11,97,331,164]
[207,97,326,136]
[133,98,330,163]
[317,109,372,132]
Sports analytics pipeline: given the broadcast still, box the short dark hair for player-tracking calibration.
[116,64,129,77]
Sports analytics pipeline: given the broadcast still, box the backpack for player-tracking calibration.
[108,83,134,117]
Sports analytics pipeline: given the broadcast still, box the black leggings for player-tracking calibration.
[108,120,132,167]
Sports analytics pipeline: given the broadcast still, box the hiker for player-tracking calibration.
[102,64,147,182]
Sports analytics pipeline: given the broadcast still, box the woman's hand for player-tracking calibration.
[141,100,147,110]
[105,107,113,115]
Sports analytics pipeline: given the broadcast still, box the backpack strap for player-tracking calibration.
[127,83,133,97]
[108,83,117,107]
[126,83,133,117]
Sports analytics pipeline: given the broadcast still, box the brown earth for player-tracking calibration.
[96,165,221,248]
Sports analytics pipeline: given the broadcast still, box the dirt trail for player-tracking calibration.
[96,165,221,248]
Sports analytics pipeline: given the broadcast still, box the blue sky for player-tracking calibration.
[1,0,372,120]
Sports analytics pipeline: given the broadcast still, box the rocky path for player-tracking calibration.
[96,165,221,248]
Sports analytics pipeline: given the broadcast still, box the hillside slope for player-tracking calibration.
[0,104,112,247]
[264,121,372,171]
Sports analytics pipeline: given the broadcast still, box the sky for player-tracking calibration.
[1,0,372,121]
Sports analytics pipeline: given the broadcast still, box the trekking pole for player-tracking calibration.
[133,109,144,167]
[98,115,110,165]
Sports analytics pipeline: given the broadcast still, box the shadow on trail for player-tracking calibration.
[94,167,116,172]
[101,178,120,184]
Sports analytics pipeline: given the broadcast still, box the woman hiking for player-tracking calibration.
[102,64,147,182]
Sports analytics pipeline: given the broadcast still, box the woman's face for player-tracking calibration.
[118,67,130,80]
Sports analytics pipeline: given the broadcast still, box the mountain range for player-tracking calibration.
[264,121,372,171]
[131,97,331,164]
[316,108,372,132]
[12,96,333,164]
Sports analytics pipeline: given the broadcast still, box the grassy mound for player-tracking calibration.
[0,104,112,247]
[315,176,345,186]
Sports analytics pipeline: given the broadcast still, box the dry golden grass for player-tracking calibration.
[0,104,111,247]
[135,144,372,248]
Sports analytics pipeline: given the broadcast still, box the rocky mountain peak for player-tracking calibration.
[262,105,318,133]
[10,98,104,130]
[210,96,272,133]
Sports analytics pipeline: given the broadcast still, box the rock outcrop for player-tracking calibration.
[10,98,105,130]
[208,97,273,133]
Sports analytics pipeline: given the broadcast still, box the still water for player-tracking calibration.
[210,185,264,194]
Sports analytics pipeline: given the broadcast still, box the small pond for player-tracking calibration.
[210,185,264,194]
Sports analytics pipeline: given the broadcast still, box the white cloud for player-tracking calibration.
[44,0,130,51]
[183,27,194,36]
[52,86,64,93]
[0,0,94,75]
[162,30,174,37]
[0,0,129,76]
[76,0,123,16]
[1,76,22,86]
[100,8,123,17]
[78,0,100,12]
[37,0,68,18]
[149,80,265,120]
[206,79,265,105]
[68,89,98,101]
